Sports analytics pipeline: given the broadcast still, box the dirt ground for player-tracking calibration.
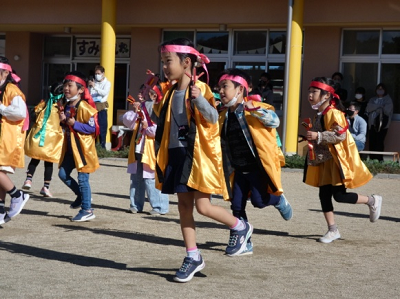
[0,158,399,299]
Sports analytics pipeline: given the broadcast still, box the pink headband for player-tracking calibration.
[161,45,210,83]
[219,74,249,92]
[0,62,21,83]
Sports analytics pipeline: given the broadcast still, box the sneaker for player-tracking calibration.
[70,198,82,209]
[71,209,95,222]
[40,187,53,198]
[369,194,382,223]
[22,180,32,190]
[128,208,137,213]
[238,241,253,256]
[173,255,205,283]
[0,213,11,225]
[225,221,253,256]
[275,194,293,221]
[149,209,166,215]
[8,192,30,218]
[318,229,341,243]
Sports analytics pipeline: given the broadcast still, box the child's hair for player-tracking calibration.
[50,81,64,96]
[159,38,197,68]
[218,68,252,97]
[311,76,345,112]
[349,102,361,111]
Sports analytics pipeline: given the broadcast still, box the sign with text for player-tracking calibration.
[75,38,130,58]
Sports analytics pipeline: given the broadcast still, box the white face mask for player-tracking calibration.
[355,94,363,100]
[66,93,80,102]
[311,98,327,110]
[224,90,240,107]
[95,74,103,81]
[376,89,385,96]
[0,79,5,86]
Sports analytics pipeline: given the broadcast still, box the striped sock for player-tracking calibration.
[7,187,21,199]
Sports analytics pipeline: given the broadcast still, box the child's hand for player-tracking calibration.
[191,85,201,99]
[65,117,75,127]
[132,102,140,112]
[59,111,66,122]
[306,131,318,141]
[141,119,148,130]
[244,100,255,109]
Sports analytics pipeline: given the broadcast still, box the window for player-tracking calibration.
[341,29,400,117]
[44,36,72,57]
[234,31,267,55]
[162,29,288,112]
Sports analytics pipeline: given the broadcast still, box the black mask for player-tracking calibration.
[345,110,355,117]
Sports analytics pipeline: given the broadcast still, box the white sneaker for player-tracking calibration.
[369,194,382,223]
[8,192,30,218]
[40,187,53,198]
[319,229,341,243]
[0,212,11,225]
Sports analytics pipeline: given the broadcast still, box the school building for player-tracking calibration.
[1,0,400,154]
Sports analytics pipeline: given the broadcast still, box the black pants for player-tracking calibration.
[368,126,388,161]
[98,109,108,148]
[27,158,53,182]
[319,184,358,213]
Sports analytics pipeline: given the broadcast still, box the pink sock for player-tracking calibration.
[230,218,245,231]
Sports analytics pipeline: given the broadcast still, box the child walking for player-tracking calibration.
[23,82,64,197]
[152,38,253,283]
[0,56,30,225]
[304,77,382,243]
[58,71,99,222]
[123,84,169,215]
[217,68,292,255]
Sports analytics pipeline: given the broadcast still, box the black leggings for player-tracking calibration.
[319,184,358,212]
[27,158,53,182]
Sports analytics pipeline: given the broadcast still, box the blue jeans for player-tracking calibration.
[231,169,280,221]
[130,156,169,213]
[355,140,365,151]
[58,153,92,211]
[98,109,108,148]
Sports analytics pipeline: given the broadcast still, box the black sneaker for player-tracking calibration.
[173,256,205,283]
[70,198,82,209]
[225,221,253,256]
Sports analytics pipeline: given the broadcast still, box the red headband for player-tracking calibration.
[64,75,87,88]
[219,74,249,92]
[309,81,340,100]
[64,74,96,109]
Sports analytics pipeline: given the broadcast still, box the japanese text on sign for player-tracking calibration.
[75,38,130,58]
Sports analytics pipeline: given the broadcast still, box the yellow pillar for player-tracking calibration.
[101,0,116,150]
[284,0,304,155]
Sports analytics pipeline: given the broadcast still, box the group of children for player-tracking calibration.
[0,37,383,283]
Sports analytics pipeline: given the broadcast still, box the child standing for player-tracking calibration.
[304,77,382,243]
[123,84,169,215]
[58,71,99,222]
[217,69,292,255]
[23,82,64,197]
[0,56,30,225]
[153,38,253,283]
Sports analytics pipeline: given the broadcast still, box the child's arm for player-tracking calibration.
[145,124,157,138]
[0,95,26,121]
[122,110,139,130]
[191,85,218,124]
[318,125,346,145]
[244,101,279,128]
[71,117,96,135]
